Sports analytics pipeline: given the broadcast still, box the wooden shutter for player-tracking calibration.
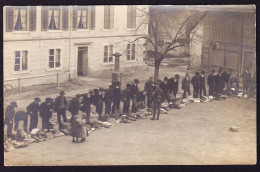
[72,6,77,30]
[90,6,95,30]
[127,6,131,28]
[6,7,14,32]
[41,6,48,31]
[110,6,114,29]
[29,6,36,31]
[131,5,136,28]
[62,6,69,31]
[104,6,109,29]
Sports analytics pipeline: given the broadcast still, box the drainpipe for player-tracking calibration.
[68,6,72,80]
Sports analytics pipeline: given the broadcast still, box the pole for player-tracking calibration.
[57,73,59,87]
[18,78,21,93]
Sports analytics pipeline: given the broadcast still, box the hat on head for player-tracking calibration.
[126,83,131,87]
[76,94,81,98]
[212,70,215,73]
[45,98,52,103]
[34,97,41,102]
[10,101,17,107]
[201,71,205,74]
[164,77,168,81]
[99,87,105,92]
[134,79,139,83]
[109,85,113,89]
[186,73,189,76]
[175,74,180,79]
[59,90,65,96]
[116,81,121,86]
[93,89,99,94]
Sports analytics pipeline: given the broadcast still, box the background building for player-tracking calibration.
[4,5,149,87]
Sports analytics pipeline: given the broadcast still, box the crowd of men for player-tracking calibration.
[5,68,256,140]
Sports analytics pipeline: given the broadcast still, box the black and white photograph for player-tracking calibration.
[3,5,256,165]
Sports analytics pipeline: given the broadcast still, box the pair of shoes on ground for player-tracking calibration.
[72,138,85,143]
[150,118,159,120]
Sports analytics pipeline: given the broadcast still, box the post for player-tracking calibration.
[18,78,21,93]
[57,73,59,87]
[112,52,122,83]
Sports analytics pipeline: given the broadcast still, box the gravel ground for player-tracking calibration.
[4,97,256,165]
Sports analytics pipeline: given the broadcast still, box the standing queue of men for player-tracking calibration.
[5,68,255,137]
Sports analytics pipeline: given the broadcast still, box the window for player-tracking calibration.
[49,49,61,68]
[104,6,114,29]
[104,45,114,63]
[126,43,135,61]
[127,5,136,29]
[42,6,68,31]
[14,50,28,71]
[6,6,37,32]
[72,6,95,30]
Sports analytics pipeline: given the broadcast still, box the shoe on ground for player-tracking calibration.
[150,118,155,120]
[80,138,85,143]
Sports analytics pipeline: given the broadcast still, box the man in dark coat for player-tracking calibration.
[5,102,17,137]
[92,89,103,121]
[215,69,223,98]
[39,98,53,131]
[104,85,114,115]
[191,72,201,98]
[54,90,68,130]
[27,97,41,132]
[168,77,175,96]
[160,77,170,102]
[82,92,92,124]
[130,79,139,113]
[144,77,154,108]
[222,69,232,90]
[241,69,251,95]
[122,84,132,114]
[173,74,180,98]
[207,70,216,97]
[14,110,28,132]
[112,81,122,116]
[182,73,191,98]
[69,94,81,117]
[151,82,164,120]
[199,71,207,98]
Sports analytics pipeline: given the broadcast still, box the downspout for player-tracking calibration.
[68,6,72,80]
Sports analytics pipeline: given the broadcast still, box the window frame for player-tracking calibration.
[12,50,30,74]
[103,45,114,64]
[73,6,96,30]
[127,5,137,29]
[48,48,62,70]
[126,43,136,62]
[10,6,29,32]
[103,5,114,30]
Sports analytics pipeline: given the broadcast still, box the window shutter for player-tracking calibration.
[62,6,69,31]
[6,7,14,32]
[110,6,114,29]
[90,6,95,30]
[132,5,136,28]
[41,6,48,31]
[104,6,109,29]
[29,6,36,31]
[72,6,77,30]
[127,6,131,28]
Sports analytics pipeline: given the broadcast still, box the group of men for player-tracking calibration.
[5,68,255,137]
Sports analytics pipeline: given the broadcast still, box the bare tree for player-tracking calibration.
[129,6,209,81]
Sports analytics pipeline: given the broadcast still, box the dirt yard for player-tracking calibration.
[4,97,256,165]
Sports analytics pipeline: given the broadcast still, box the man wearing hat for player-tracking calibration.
[54,90,68,130]
[5,102,18,137]
[144,77,154,108]
[215,69,223,99]
[122,83,132,114]
[151,82,164,120]
[82,92,92,124]
[173,74,180,98]
[199,71,207,98]
[160,77,170,102]
[207,70,216,97]
[191,72,201,98]
[104,85,114,116]
[92,89,103,121]
[39,98,54,131]
[131,79,140,113]
[182,73,191,98]
[112,81,122,116]
[14,109,28,133]
[27,97,41,132]
[69,94,82,117]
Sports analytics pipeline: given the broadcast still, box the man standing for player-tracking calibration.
[54,90,68,130]
[241,69,251,95]
[5,102,17,137]
[199,71,207,98]
[27,97,41,132]
[14,110,28,133]
[222,69,232,90]
[122,84,132,114]
[104,85,114,116]
[112,81,122,116]
[151,82,164,120]
[160,77,170,102]
[69,94,81,117]
[92,89,104,121]
[207,70,216,97]
[82,92,92,124]
[182,73,191,98]
[131,79,139,113]
[173,74,180,98]
[39,98,53,131]
[144,77,154,108]
[215,69,223,99]
[191,72,200,98]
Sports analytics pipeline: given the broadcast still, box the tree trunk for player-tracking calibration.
[154,60,160,82]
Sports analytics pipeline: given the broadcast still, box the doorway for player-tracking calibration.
[77,46,88,76]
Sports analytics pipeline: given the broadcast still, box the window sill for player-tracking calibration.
[75,29,94,32]
[101,62,115,66]
[125,28,137,31]
[102,28,117,31]
[11,70,31,75]
[125,60,137,63]
[46,67,63,72]
[46,30,63,33]
[11,31,31,34]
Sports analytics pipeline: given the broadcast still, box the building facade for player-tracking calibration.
[3,5,149,87]
[189,7,256,76]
